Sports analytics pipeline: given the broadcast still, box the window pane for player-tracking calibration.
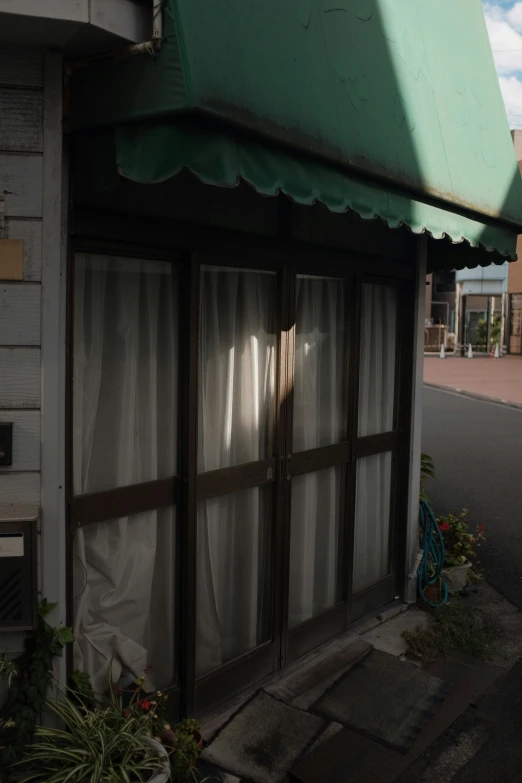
[73,254,179,494]
[293,276,349,452]
[358,284,397,437]
[73,507,176,693]
[353,452,393,593]
[198,267,277,472]
[196,486,272,677]
[289,466,343,629]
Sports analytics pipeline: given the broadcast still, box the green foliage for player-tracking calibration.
[0,658,17,689]
[70,670,96,711]
[0,603,74,779]
[476,318,488,352]
[491,313,501,346]
[170,720,201,783]
[15,685,168,783]
[476,313,501,352]
[404,600,500,662]
[437,510,486,567]
[420,452,436,502]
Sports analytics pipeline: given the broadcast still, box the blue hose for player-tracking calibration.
[418,500,448,607]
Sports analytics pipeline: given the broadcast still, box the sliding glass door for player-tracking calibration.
[351,281,401,619]
[70,245,411,715]
[71,253,180,698]
[194,264,279,711]
[284,274,352,662]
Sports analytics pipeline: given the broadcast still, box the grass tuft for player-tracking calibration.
[403,600,500,662]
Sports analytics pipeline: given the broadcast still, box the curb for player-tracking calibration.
[424,382,522,411]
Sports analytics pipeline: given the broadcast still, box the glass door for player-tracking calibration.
[194,263,280,712]
[70,252,181,705]
[351,281,401,619]
[284,274,353,663]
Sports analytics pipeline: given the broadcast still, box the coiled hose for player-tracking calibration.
[418,499,448,607]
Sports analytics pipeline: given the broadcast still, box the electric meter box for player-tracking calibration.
[0,507,38,631]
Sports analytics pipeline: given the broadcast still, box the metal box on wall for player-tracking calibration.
[0,507,38,631]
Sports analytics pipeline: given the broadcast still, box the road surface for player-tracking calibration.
[422,386,522,609]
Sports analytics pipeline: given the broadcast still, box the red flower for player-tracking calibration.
[139,699,152,711]
[439,522,450,532]
[123,710,130,718]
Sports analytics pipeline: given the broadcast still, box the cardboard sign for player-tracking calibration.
[0,239,24,280]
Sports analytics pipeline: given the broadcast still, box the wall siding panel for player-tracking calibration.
[0,410,40,470]
[0,154,43,217]
[0,47,44,88]
[0,283,41,345]
[5,220,42,281]
[0,88,43,152]
[0,348,40,408]
[0,472,40,503]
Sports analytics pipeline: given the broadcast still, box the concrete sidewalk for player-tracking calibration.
[424,355,522,406]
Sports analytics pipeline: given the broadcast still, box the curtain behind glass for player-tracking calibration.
[358,284,397,437]
[197,267,276,676]
[289,277,347,628]
[353,452,393,592]
[73,254,178,692]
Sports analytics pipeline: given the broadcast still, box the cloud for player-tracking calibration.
[499,75,522,126]
[484,3,522,74]
[507,1,522,30]
[483,1,522,127]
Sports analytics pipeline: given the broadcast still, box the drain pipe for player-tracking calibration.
[152,0,163,41]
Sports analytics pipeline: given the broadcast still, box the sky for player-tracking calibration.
[484,0,522,128]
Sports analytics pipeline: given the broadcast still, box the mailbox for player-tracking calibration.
[0,507,38,631]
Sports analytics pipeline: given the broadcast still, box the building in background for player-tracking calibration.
[507,130,522,354]
[424,270,457,351]
[425,130,522,355]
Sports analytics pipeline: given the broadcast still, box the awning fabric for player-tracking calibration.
[115,120,517,265]
[70,0,522,265]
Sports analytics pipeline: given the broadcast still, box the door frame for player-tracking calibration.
[67,213,417,717]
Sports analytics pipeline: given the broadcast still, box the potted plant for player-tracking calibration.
[438,510,486,592]
[15,672,171,783]
[112,669,203,778]
[168,718,203,782]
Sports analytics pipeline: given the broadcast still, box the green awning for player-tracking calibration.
[115,119,516,264]
[70,0,522,263]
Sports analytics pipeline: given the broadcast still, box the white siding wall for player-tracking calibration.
[0,46,43,506]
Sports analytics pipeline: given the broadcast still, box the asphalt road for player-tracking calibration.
[422,386,522,609]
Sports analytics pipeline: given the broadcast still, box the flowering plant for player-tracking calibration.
[438,510,486,567]
[15,666,203,782]
[117,671,202,782]
[116,666,172,744]
[16,671,170,782]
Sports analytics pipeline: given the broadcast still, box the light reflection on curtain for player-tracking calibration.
[289,276,347,628]
[72,254,178,692]
[196,267,276,676]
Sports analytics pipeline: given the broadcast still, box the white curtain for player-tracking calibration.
[289,276,347,628]
[196,268,276,677]
[353,453,393,592]
[73,254,178,693]
[353,283,397,592]
[358,284,397,437]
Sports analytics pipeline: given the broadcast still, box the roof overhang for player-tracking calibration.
[0,0,151,55]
